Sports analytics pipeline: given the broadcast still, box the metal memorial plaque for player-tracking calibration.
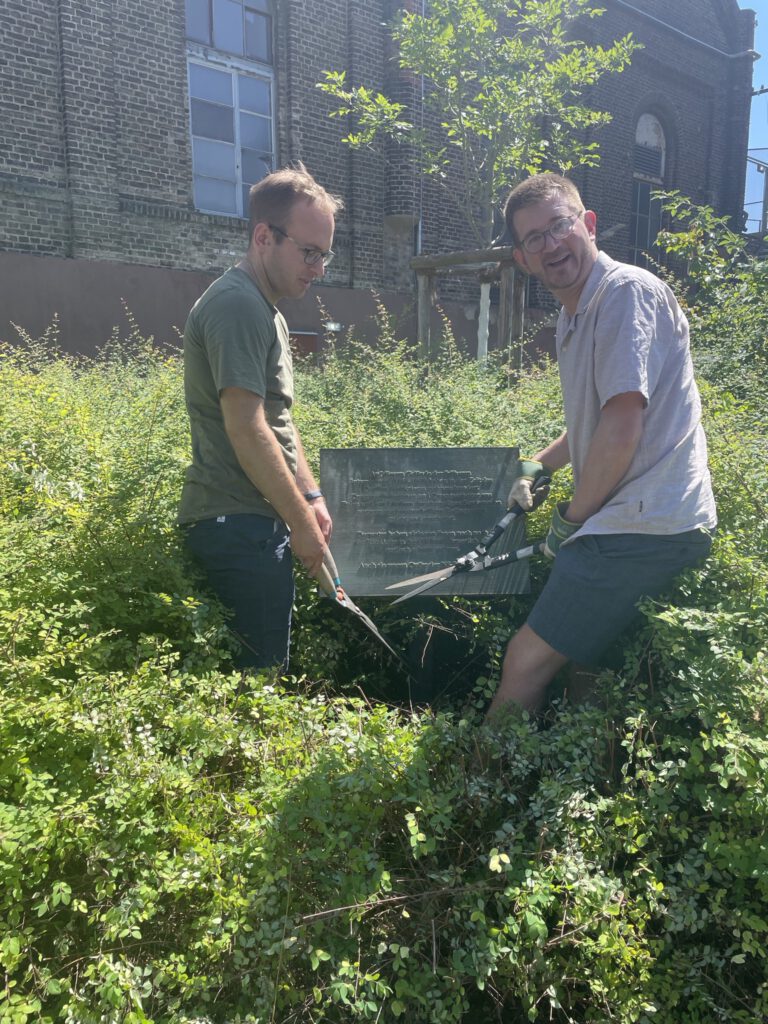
[320,447,532,597]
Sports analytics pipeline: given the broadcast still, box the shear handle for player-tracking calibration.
[318,562,340,599]
[473,475,551,554]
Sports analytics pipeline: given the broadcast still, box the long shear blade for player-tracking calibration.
[339,592,406,663]
[318,560,411,669]
[390,566,457,605]
[386,563,455,589]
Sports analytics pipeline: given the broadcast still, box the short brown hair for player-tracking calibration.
[247,161,343,241]
[504,173,584,246]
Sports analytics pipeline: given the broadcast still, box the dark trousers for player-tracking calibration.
[183,513,294,671]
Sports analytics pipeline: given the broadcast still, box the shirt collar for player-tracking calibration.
[232,265,278,312]
[573,250,616,317]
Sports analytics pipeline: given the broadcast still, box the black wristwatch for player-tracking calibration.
[303,489,324,502]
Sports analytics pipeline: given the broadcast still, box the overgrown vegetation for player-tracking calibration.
[1,211,767,1022]
[655,191,768,403]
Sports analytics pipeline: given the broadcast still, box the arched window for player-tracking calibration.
[630,113,666,267]
[185,0,276,217]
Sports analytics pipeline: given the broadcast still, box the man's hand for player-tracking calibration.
[507,458,552,511]
[543,502,583,559]
[289,518,327,578]
[310,497,333,543]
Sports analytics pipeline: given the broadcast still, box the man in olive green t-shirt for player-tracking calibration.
[179,163,342,670]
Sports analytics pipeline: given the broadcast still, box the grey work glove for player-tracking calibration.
[544,502,583,559]
[507,458,553,511]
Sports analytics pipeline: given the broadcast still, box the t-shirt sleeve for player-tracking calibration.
[593,278,670,409]
[198,289,274,397]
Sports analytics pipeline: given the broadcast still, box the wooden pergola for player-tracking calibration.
[410,245,526,365]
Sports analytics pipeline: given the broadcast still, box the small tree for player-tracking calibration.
[319,0,638,247]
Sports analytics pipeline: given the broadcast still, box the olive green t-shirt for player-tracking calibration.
[178,267,296,525]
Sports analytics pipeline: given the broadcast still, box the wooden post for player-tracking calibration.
[497,262,515,354]
[477,281,490,364]
[409,248,516,363]
[512,269,526,373]
[417,271,432,361]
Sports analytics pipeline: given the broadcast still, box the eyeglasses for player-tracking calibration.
[520,212,583,255]
[268,224,335,266]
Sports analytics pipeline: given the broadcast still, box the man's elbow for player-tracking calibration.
[615,414,644,455]
[221,388,266,440]
[603,394,645,450]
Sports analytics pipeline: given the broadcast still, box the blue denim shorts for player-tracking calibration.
[527,529,712,665]
[183,513,294,671]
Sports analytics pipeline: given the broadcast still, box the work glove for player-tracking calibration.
[544,502,583,559]
[507,458,553,511]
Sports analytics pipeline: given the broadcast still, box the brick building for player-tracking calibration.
[0,0,757,354]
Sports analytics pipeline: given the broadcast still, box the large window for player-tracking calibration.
[185,0,275,217]
[630,113,665,268]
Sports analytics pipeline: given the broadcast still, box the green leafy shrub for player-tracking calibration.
[655,191,768,406]
[0,264,766,1023]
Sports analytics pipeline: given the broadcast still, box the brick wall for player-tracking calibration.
[0,0,70,254]
[572,0,755,262]
[0,0,755,344]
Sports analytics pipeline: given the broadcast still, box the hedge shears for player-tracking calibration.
[318,549,413,672]
[385,477,551,605]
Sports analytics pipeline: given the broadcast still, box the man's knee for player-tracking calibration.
[503,624,567,680]
[487,625,569,716]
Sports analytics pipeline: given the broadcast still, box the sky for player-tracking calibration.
[746,0,768,232]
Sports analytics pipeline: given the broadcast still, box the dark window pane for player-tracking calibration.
[238,74,270,115]
[242,148,271,183]
[193,138,236,180]
[245,9,271,63]
[636,181,651,217]
[213,0,244,55]
[629,212,639,249]
[649,197,662,243]
[240,112,271,150]
[186,0,210,42]
[242,183,251,216]
[195,176,238,214]
[637,214,650,250]
[189,63,232,104]
[246,0,269,12]
[192,99,235,142]
[630,181,654,265]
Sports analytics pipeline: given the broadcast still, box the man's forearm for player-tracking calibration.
[221,388,328,574]
[294,428,333,542]
[533,431,570,472]
[222,393,316,534]
[232,418,316,530]
[294,432,319,495]
[566,393,644,523]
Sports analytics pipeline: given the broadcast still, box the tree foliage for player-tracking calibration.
[318,0,637,243]
[654,191,768,400]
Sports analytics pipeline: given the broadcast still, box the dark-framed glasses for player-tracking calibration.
[520,212,583,255]
[269,224,335,266]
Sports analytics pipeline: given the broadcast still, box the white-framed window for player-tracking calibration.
[185,0,275,218]
[630,113,666,268]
